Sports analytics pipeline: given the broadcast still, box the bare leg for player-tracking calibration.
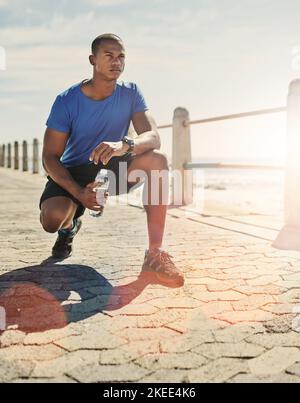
[127,150,184,288]
[40,196,78,233]
[127,150,169,251]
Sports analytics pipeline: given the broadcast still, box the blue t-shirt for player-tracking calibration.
[46,80,148,167]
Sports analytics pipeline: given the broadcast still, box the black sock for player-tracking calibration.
[59,219,76,235]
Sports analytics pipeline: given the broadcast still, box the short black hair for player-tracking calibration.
[91,33,124,55]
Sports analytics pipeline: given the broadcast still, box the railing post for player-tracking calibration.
[1,145,5,167]
[22,141,28,172]
[0,145,3,167]
[32,138,39,174]
[7,143,11,168]
[171,107,193,206]
[14,141,19,170]
[274,79,300,251]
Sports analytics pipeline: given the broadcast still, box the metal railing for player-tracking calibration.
[0,106,287,175]
[185,106,286,126]
[158,106,287,173]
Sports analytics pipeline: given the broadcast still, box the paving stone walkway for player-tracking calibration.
[0,167,300,383]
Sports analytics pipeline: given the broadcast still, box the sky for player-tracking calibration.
[1,0,300,162]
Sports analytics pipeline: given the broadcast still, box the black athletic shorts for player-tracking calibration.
[39,154,139,219]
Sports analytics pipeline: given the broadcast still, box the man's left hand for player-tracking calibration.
[89,141,128,165]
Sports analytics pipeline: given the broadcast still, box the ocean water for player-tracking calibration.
[189,160,285,215]
[191,158,284,187]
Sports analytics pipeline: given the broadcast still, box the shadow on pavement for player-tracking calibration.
[0,262,158,333]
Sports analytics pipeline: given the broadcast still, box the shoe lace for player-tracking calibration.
[157,251,175,269]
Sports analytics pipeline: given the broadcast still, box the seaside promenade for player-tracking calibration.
[1,167,300,383]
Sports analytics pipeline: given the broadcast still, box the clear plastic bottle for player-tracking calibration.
[89,169,109,218]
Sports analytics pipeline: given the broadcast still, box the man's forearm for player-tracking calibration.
[132,131,161,156]
[43,156,83,200]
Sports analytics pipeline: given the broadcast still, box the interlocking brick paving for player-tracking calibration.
[0,168,300,383]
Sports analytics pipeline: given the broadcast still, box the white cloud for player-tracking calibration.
[2,45,90,93]
[84,0,132,6]
[0,98,14,106]
[0,12,97,46]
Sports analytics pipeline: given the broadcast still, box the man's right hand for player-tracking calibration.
[77,181,108,211]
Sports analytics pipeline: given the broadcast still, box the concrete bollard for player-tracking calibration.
[273,79,300,251]
[22,141,28,172]
[7,143,11,168]
[171,108,193,206]
[14,141,19,170]
[0,145,4,167]
[32,138,39,174]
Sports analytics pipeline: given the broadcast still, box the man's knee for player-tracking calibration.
[127,150,169,184]
[150,150,169,171]
[40,210,66,233]
[40,199,75,233]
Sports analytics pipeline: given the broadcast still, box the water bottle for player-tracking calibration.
[89,169,109,218]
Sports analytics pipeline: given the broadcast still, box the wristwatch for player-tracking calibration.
[122,136,135,156]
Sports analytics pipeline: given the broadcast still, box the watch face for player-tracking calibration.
[124,137,134,151]
[123,137,134,155]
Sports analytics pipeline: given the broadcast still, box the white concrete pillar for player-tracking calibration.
[171,107,193,206]
[273,80,300,251]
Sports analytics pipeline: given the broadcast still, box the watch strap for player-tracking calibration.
[122,136,135,154]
